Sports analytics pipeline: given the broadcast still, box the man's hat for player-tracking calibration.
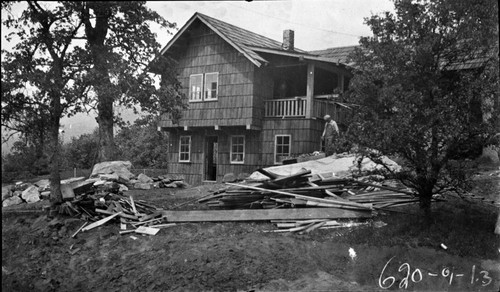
[324,115,331,120]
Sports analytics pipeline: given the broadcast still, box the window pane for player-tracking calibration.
[230,135,244,163]
[205,73,218,100]
[189,75,203,101]
[179,136,191,161]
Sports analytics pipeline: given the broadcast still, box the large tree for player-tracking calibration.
[346,0,499,218]
[74,1,185,162]
[2,1,87,204]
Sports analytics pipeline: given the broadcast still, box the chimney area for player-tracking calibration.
[282,29,294,51]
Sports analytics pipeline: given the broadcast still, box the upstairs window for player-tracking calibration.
[189,72,218,102]
[179,136,191,162]
[230,135,245,164]
[275,135,291,164]
[189,74,203,102]
[204,72,219,101]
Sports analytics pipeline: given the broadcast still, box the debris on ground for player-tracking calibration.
[1,161,189,208]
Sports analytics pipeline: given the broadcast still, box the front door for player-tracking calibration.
[205,136,218,181]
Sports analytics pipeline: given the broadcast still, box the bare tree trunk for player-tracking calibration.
[49,100,62,208]
[85,2,116,162]
[97,101,116,162]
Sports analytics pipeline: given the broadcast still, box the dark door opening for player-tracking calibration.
[205,136,218,181]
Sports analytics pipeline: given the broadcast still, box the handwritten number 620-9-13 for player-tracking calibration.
[379,257,493,289]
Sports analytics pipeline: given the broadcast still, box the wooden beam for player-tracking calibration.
[160,208,371,222]
[82,212,122,232]
[306,63,315,119]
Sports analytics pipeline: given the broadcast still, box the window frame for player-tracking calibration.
[230,135,245,164]
[204,72,219,101]
[179,136,191,163]
[188,74,204,102]
[274,134,291,165]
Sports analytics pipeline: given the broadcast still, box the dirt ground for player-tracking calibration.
[2,170,500,291]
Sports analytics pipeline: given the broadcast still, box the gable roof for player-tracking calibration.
[160,12,313,67]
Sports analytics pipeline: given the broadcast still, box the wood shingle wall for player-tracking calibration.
[159,21,259,129]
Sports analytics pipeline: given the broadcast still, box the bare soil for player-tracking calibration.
[2,171,500,292]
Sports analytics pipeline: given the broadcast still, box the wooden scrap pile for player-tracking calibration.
[57,186,175,237]
[199,168,434,212]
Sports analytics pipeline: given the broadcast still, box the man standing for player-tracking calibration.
[321,114,339,156]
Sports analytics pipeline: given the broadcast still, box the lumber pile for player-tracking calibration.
[199,168,430,212]
[56,185,176,236]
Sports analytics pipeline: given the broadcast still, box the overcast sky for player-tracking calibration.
[147,0,395,51]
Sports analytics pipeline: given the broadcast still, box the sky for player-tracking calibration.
[147,0,395,51]
[1,0,395,154]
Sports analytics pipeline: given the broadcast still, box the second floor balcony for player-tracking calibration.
[264,94,350,121]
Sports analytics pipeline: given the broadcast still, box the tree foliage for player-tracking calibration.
[114,116,170,169]
[346,0,499,215]
[61,128,99,169]
[2,1,88,204]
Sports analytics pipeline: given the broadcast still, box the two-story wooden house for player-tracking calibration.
[157,12,357,184]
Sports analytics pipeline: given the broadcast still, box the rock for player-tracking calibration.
[237,173,250,181]
[137,173,153,183]
[223,173,237,183]
[134,183,152,190]
[165,181,189,188]
[93,180,106,187]
[14,182,30,192]
[161,178,173,184]
[118,184,129,192]
[2,186,13,201]
[21,185,40,203]
[91,161,135,182]
[99,173,119,181]
[34,179,51,191]
[477,145,500,166]
[175,181,189,188]
[2,195,23,207]
[40,191,51,200]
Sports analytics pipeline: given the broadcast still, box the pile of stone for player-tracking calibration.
[2,161,188,208]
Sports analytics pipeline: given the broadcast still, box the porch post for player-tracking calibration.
[306,63,314,119]
[338,74,345,94]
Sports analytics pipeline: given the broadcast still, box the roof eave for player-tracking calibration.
[159,13,262,68]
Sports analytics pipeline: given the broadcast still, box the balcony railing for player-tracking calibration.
[264,97,307,117]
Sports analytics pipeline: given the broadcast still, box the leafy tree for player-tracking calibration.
[74,1,186,162]
[2,1,88,204]
[62,128,99,169]
[346,0,499,218]
[114,116,170,169]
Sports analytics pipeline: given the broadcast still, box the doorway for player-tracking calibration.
[205,136,218,181]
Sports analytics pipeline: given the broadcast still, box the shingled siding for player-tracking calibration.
[259,119,324,166]
[165,128,264,185]
[159,23,259,129]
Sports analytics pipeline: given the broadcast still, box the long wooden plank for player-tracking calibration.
[160,208,371,222]
[82,212,122,232]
